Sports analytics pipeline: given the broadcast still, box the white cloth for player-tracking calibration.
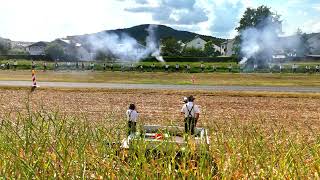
[181,102,200,118]
[126,110,138,122]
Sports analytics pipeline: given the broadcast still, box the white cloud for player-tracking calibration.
[0,0,154,41]
[0,0,319,41]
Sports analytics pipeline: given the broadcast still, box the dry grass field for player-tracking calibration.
[1,88,319,134]
[1,88,320,178]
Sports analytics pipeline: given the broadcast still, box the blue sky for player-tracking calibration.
[0,0,319,41]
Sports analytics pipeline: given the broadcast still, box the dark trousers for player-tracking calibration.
[184,117,195,135]
[128,121,137,135]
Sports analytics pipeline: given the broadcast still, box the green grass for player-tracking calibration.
[1,59,320,73]
[0,101,319,178]
[0,70,320,87]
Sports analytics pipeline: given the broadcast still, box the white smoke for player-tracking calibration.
[240,16,304,69]
[86,25,164,62]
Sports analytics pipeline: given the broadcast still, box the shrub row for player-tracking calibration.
[142,56,238,62]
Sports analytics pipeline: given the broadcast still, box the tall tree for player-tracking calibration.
[204,41,216,57]
[235,5,281,68]
[45,43,65,60]
[0,38,11,55]
[296,29,310,57]
[160,37,182,56]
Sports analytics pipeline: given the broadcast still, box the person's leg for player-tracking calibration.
[191,118,195,135]
[132,122,137,134]
[184,118,188,133]
[128,121,132,136]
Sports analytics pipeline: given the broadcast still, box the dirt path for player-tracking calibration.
[0,80,320,92]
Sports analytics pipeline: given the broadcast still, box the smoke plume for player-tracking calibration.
[86,25,164,62]
[239,16,304,70]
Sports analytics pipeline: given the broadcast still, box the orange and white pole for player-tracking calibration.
[32,70,37,87]
[191,75,196,84]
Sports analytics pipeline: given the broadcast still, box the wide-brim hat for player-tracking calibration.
[188,95,195,101]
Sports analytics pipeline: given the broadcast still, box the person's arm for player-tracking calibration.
[181,106,185,116]
[194,106,200,120]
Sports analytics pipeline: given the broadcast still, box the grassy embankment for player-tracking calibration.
[0,70,319,87]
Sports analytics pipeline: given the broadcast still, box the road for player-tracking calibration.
[0,80,319,93]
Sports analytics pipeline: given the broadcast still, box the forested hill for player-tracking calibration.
[70,24,226,45]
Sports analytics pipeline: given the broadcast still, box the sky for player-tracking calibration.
[0,0,319,42]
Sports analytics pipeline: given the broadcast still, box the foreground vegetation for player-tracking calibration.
[0,106,319,178]
[0,88,319,178]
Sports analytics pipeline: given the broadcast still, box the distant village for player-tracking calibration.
[1,31,320,62]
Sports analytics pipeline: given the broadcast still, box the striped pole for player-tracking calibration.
[32,70,37,87]
[191,75,196,84]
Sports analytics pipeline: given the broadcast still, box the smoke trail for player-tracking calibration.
[86,25,164,62]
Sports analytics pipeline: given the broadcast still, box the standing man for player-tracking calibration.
[81,62,85,71]
[212,65,216,72]
[181,96,200,135]
[31,61,36,70]
[186,64,191,73]
[55,62,59,71]
[90,62,95,71]
[165,64,169,72]
[110,63,114,71]
[151,63,156,72]
[13,60,18,70]
[253,64,258,72]
[200,63,205,72]
[316,65,319,73]
[228,64,232,73]
[43,62,47,71]
[76,62,79,70]
[103,63,106,71]
[292,64,297,73]
[175,64,180,72]
[126,104,138,136]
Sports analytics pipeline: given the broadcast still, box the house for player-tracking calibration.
[26,41,47,55]
[308,33,320,55]
[186,36,207,50]
[186,36,222,54]
[220,39,235,56]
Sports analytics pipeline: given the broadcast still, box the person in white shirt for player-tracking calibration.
[126,104,138,135]
[181,96,200,135]
[175,64,180,72]
[165,64,169,72]
[13,60,18,70]
[228,64,232,72]
[200,63,205,72]
[151,63,156,72]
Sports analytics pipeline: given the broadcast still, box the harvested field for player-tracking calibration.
[1,88,320,178]
[1,88,319,135]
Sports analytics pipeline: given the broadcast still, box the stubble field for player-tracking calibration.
[0,88,320,179]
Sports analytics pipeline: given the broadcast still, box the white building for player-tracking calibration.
[221,39,235,56]
[186,36,222,54]
[26,42,47,55]
[186,36,207,50]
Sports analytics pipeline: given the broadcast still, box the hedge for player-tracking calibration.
[142,56,238,62]
[0,55,52,61]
